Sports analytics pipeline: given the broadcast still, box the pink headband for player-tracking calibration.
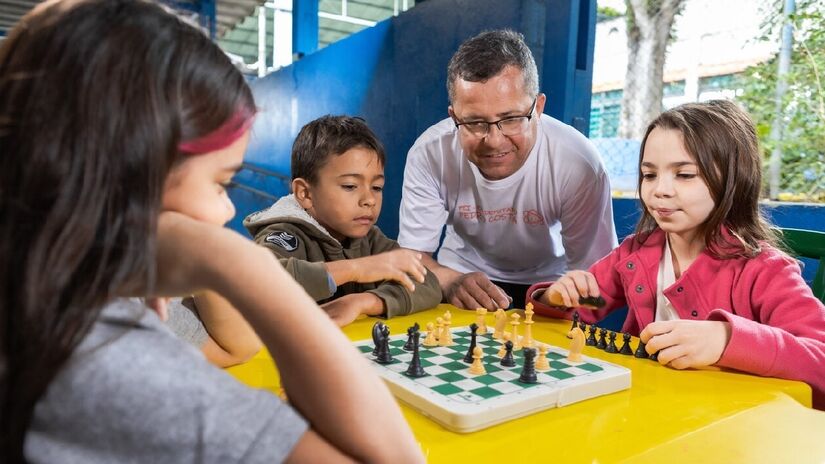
[178,108,256,155]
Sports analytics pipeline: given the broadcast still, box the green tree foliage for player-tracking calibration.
[738,1,825,202]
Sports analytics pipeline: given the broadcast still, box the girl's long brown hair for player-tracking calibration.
[635,100,778,257]
[0,1,255,460]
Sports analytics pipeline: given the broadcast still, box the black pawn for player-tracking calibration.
[404,331,427,378]
[375,324,394,364]
[463,323,479,363]
[518,347,538,384]
[403,322,420,351]
[501,340,516,367]
[586,324,597,346]
[649,350,660,362]
[567,311,580,339]
[596,328,607,350]
[605,331,619,353]
[578,321,587,332]
[619,332,634,355]
[634,339,648,359]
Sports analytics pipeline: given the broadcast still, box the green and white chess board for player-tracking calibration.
[355,327,631,433]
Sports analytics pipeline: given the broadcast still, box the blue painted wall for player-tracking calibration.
[232,0,597,239]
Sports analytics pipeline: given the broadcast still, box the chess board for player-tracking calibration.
[355,327,631,433]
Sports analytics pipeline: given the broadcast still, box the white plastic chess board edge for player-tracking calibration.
[379,364,631,433]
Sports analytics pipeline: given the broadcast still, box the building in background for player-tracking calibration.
[591,0,777,192]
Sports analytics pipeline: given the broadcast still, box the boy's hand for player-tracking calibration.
[640,320,732,369]
[321,293,384,327]
[350,249,427,292]
[543,271,601,308]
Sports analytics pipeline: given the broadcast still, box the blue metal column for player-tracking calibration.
[542,0,597,135]
[292,0,318,59]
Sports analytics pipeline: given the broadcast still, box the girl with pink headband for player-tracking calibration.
[0,1,422,462]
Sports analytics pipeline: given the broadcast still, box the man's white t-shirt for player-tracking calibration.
[398,114,618,284]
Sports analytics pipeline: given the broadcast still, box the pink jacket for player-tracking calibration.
[526,228,825,409]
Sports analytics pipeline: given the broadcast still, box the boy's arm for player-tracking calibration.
[193,291,262,367]
[325,229,426,291]
[367,273,442,317]
[364,228,442,317]
[253,225,335,301]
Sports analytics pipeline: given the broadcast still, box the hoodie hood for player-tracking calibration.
[243,194,339,244]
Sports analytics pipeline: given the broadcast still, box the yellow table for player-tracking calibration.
[227,305,825,463]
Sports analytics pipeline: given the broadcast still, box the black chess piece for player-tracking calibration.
[605,331,619,353]
[403,322,420,351]
[649,350,660,362]
[518,347,538,384]
[634,339,648,359]
[586,324,597,346]
[500,340,516,367]
[578,295,606,308]
[567,311,580,339]
[578,321,586,332]
[596,328,607,350]
[375,324,394,364]
[371,321,385,356]
[404,331,427,378]
[619,332,634,355]
[463,323,479,363]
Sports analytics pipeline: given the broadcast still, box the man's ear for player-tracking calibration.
[448,105,455,120]
[535,93,547,116]
[292,178,313,209]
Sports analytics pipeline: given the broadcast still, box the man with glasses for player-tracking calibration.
[398,29,617,311]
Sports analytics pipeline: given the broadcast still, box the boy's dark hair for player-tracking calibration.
[291,115,386,184]
[0,0,255,459]
[635,100,778,258]
[447,29,539,103]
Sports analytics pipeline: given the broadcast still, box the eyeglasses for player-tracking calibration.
[454,97,537,138]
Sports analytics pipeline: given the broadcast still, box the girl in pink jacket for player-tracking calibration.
[526,100,825,409]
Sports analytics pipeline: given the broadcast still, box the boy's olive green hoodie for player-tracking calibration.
[244,194,441,318]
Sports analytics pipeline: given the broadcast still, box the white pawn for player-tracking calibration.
[476,308,489,335]
[468,346,486,375]
[536,344,550,371]
[440,313,454,346]
[423,322,438,346]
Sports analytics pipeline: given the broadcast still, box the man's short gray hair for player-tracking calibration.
[447,29,539,103]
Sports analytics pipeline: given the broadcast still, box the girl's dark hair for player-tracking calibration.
[635,100,778,257]
[0,0,255,460]
[290,115,385,184]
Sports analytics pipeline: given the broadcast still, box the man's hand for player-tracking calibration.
[640,319,732,369]
[321,293,384,327]
[543,270,601,308]
[329,249,427,292]
[444,271,511,311]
